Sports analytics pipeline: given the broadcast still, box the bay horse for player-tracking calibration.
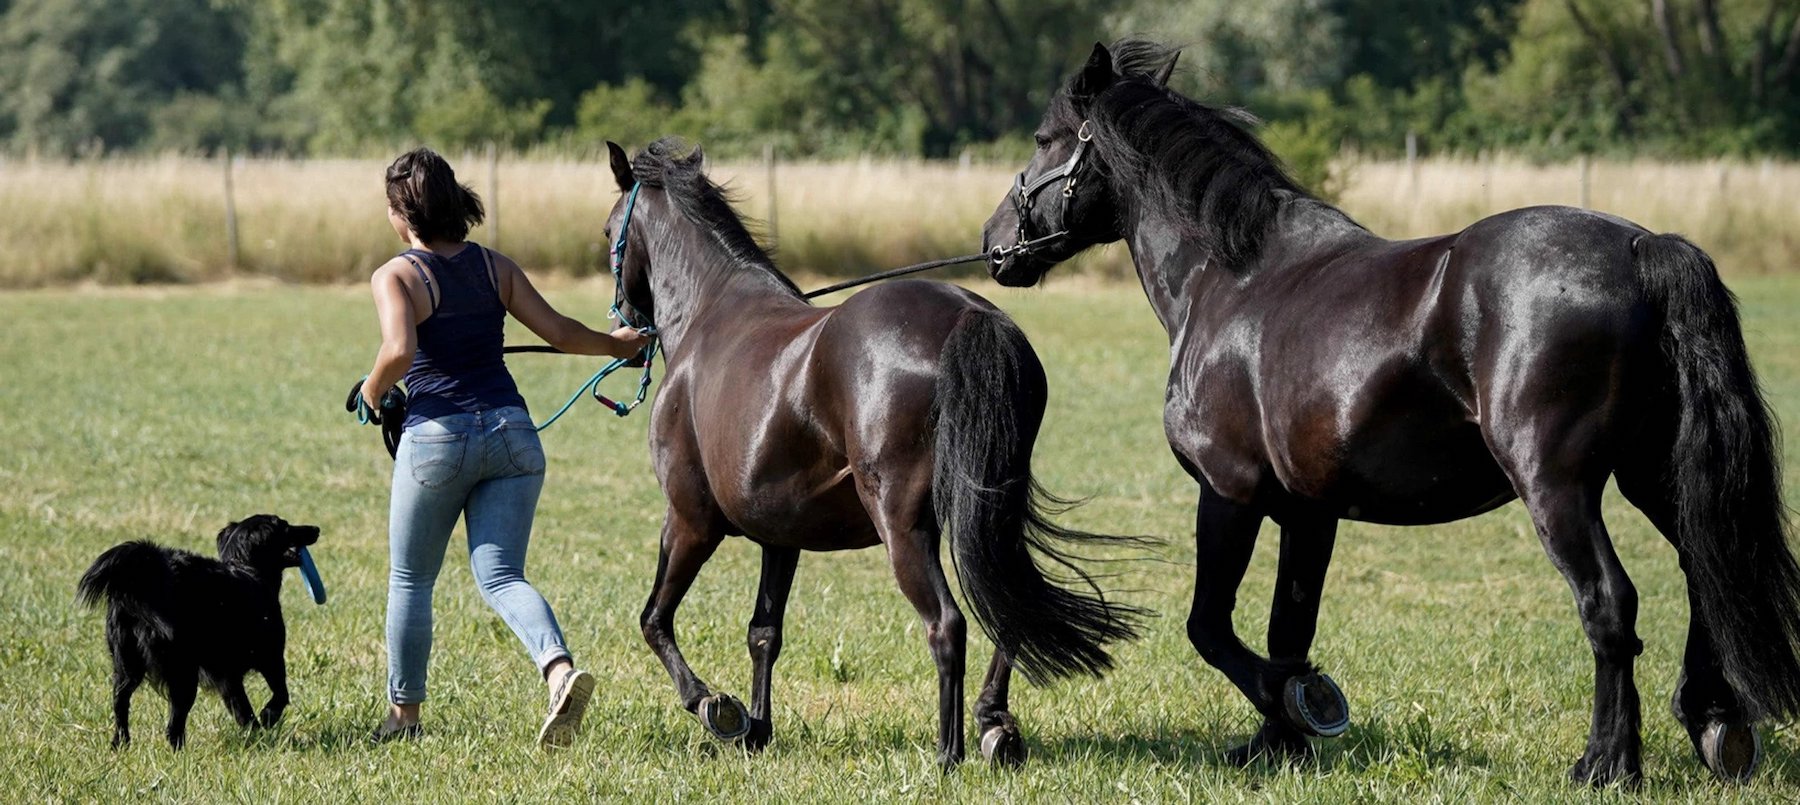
[601,138,1139,767]
[981,40,1800,786]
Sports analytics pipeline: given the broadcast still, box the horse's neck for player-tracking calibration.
[1123,196,1373,339]
[647,244,799,355]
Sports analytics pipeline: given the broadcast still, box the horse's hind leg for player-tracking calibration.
[867,482,966,768]
[744,546,800,751]
[1615,464,1756,779]
[640,507,737,738]
[973,652,1025,766]
[1510,473,1644,786]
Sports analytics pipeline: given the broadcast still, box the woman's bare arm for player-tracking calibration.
[495,253,648,358]
[361,260,418,410]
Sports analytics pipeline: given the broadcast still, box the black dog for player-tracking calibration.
[76,515,320,748]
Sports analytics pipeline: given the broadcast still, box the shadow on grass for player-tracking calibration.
[1036,713,1492,776]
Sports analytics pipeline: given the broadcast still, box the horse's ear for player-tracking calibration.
[1073,41,1116,97]
[606,141,634,190]
[686,144,705,167]
[1153,51,1180,87]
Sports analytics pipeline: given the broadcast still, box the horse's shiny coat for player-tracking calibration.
[982,41,1800,785]
[605,139,1137,766]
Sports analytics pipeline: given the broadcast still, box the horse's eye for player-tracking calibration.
[1033,134,1051,148]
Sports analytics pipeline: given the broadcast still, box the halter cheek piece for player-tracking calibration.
[991,119,1093,265]
[569,181,656,419]
[610,182,656,335]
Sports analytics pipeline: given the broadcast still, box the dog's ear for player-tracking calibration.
[216,515,275,566]
[216,519,249,564]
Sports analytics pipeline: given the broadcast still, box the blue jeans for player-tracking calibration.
[385,406,569,705]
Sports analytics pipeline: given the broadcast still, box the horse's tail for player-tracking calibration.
[931,308,1142,684]
[1638,233,1800,720]
[77,541,177,641]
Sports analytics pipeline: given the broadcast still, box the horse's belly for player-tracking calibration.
[718,472,882,551]
[1319,426,1516,524]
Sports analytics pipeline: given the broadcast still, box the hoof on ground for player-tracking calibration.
[1282,673,1349,738]
[1701,720,1760,783]
[697,694,751,743]
[980,725,1027,768]
[1224,722,1313,767]
[1568,752,1642,788]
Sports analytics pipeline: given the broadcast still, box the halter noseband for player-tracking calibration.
[990,119,1093,266]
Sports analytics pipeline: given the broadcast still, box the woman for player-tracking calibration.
[360,147,649,746]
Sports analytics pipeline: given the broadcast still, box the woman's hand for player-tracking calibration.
[607,327,652,359]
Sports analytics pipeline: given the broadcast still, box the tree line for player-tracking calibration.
[1,0,1795,163]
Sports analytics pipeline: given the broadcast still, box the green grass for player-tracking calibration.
[3,276,1800,801]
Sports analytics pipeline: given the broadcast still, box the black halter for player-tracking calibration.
[990,119,1094,266]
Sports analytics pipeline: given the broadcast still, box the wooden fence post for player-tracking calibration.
[1578,154,1591,208]
[223,149,240,270]
[763,143,778,247]
[1405,130,1418,200]
[486,142,500,249]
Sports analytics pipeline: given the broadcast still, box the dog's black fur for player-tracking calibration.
[76,514,320,748]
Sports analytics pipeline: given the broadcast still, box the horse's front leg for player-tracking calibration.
[1185,485,1317,763]
[1226,512,1346,764]
[744,546,800,751]
[640,507,740,739]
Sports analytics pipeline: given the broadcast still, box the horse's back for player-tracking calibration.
[666,280,1014,548]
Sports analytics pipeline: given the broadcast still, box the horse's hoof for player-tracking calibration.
[697,694,751,743]
[980,725,1027,768]
[1700,720,1760,783]
[1224,720,1312,767]
[1568,754,1642,788]
[1282,673,1349,738]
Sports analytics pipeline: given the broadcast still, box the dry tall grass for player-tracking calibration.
[1,153,1793,288]
[1341,157,1800,276]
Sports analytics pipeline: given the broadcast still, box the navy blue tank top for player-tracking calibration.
[399,244,527,428]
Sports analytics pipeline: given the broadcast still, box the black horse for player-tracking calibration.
[603,139,1138,767]
[982,40,1800,786]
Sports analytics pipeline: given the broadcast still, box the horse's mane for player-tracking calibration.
[629,137,803,297]
[1079,40,1344,269]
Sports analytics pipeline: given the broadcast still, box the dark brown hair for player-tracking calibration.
[384,147,485,243]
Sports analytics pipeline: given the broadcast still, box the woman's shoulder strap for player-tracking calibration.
[398,250,440,312]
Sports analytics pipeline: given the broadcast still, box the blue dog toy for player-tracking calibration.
[297,546,327,605]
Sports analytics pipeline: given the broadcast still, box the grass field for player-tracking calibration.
[3,276,1800,802]
[1,154,1795,288]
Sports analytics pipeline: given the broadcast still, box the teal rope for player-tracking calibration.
[533,358,627,432]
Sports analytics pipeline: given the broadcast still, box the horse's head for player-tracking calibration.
[606,140,665,328]
[982,41,1178,287]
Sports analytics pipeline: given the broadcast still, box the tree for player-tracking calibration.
[0,0,247,153]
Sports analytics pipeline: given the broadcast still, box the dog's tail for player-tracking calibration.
[77,541,177,639]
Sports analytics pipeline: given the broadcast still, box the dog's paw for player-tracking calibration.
[258,707,285,728]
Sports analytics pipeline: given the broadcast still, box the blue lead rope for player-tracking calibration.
[532,180,658,432]
[531,340,660,431]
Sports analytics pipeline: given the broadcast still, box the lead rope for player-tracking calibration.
[511,185,990,432]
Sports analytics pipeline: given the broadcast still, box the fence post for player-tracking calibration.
[486,142,500,250]
[763,143,778,248]
[222,148,240,270]
[1578,154,1591,208]
[1405,130,1418,200]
